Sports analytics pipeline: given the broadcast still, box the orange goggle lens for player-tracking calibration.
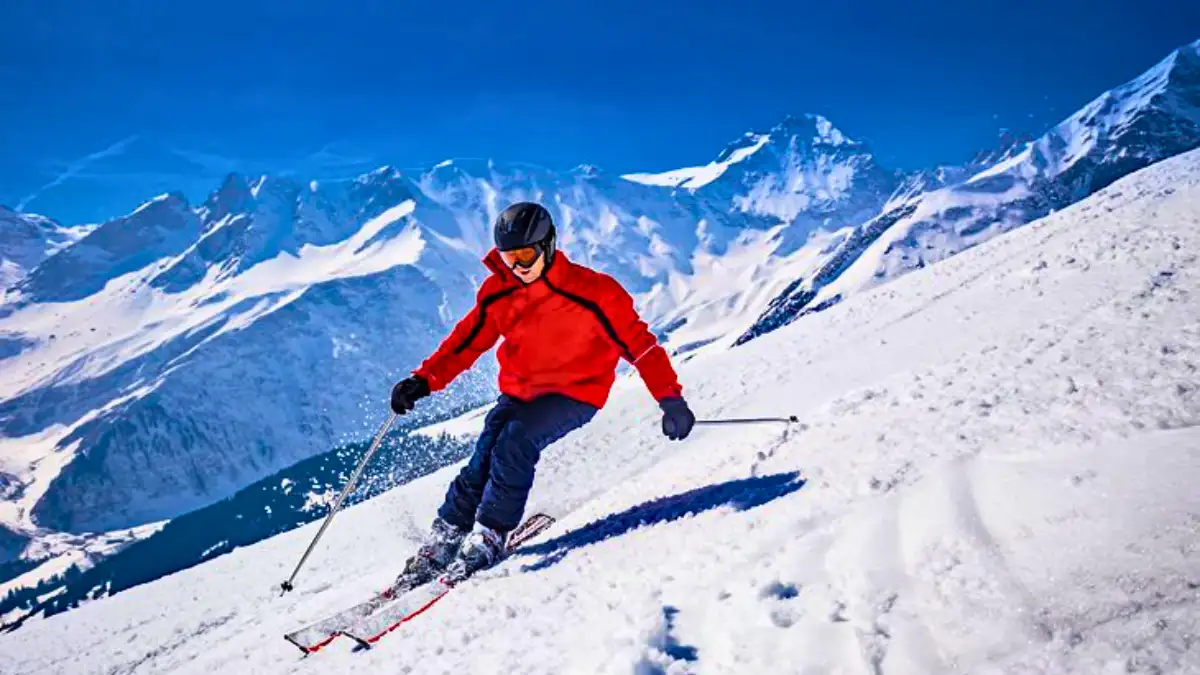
[500,246,541,268]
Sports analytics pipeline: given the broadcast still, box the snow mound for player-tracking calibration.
[3,145,1197,675]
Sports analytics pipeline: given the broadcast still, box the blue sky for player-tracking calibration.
[2,0,1197,224]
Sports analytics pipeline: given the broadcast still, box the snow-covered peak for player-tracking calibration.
[1149,38,1200,115]
[955,35,1200,194]
[622,113,866,192]
[1,205,58,230]
[571,163,603,178]
[622,131,771,189]
[250,174,302,203]
[199,173,253,223]
[0,208,91,290]
[628,113,900,235]
[709,133,774,172]
[13,192,197,303]
[967,129,1037,170]
[813,113,851,146]
[355,164,404,186]
[738,38,1200,346]
[621,113,894,227]
[772,113,856,148]
[1023,37,1200,185]
[345,165,415,221]
[1133,36,1199,100]
[420,157,489,185]
[1,207,63,258]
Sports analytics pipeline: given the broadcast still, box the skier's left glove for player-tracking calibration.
[391,375,431,414]
[659,396,695,441]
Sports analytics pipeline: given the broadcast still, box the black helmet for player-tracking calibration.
[494,201,556,264]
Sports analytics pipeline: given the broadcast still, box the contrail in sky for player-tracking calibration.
[16,135,139,212]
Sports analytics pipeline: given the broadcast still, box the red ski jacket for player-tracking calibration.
[413,249,683,408]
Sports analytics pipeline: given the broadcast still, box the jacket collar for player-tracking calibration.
[482,247,570,287]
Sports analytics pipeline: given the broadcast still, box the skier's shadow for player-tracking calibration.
[513,471,806,573]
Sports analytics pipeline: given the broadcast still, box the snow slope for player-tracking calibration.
[4,145,1198,675]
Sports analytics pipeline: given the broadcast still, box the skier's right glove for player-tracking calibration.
[390,375,431,414]
[659,396,695,441]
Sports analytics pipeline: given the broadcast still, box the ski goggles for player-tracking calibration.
[499,246,542,269]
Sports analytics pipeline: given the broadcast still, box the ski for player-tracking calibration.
[340,513,556,648]
[283,587,404,654]
[282,512,556,654]
[504,512,556,550]
[340,578,455,647]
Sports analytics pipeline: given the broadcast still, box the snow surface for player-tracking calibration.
[0,520,165,610]
[411,405,490,441]
[640,225,850,359]
[4,147,1198,675]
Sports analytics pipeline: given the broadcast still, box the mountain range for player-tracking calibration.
[1,38,1197,595]
[4,137,1198,671]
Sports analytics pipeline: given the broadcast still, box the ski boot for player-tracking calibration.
[390,516,467,594]
[440,523,507,585]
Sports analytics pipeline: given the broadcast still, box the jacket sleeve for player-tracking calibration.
[413,282,503,392]
[600,277,684,402]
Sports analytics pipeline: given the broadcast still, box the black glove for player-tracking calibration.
[390,375,430,414]
[660,396,695,441]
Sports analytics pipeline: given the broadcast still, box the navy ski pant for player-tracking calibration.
[437,393,598,533]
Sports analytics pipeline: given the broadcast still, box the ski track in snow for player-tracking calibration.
[4,151,1200,674]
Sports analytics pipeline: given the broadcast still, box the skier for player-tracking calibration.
[388,201,695,586]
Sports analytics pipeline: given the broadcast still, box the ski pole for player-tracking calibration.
[695,415,799,426]
[280,411,398,595]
